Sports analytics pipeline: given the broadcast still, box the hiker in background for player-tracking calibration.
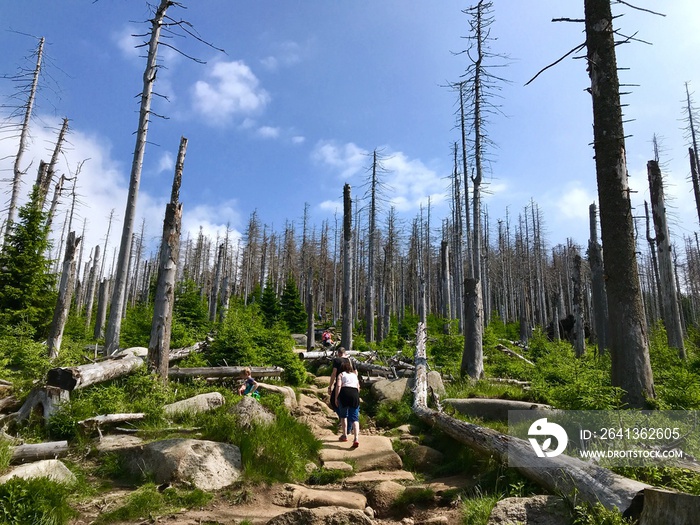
[238,367,259,397]
[321,329,334,348]
[334,359,361,447]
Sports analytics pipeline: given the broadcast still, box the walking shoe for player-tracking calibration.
[351,441,359,448]
[339,435,348,442]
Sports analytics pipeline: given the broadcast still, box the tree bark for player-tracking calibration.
[5,37,44,242]
[47,231,81,359]
[584,0,654,407]
[10,441,69,464]
[341,184,354,350]
[148,136,186,381]
[84,245,100,331]
[588,203,608,353]
[104,0,172,355]
[94,278,110,340]
[648,160,686,358]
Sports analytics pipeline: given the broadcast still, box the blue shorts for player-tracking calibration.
[338,403,359,426]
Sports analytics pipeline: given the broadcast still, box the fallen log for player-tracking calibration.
[495,344,535,366]
[486,377,531,388]
[638,488,700,525]
[47,352,145,391]
[298,350,376,360]
[10,441,69,464]
[444,398,553,421]
[46,341,209,391]
[0,396,21,413]
[412,322,649,514]
[167,366,284,380]
[79,413,146,430]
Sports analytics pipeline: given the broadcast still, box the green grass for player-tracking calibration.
[461,494,500,525]
[94,483,212,524]
[0,477,77,525]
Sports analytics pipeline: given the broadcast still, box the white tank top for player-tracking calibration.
[340,371,359,389]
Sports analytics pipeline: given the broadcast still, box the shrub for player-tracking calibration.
[0,477,76,525]
[208,303,306,385]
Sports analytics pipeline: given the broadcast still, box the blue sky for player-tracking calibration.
[1,1,699,264]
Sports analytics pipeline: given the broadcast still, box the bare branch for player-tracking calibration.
[525,43,586,86]
[552,17,585,22]
[613,0,666,17]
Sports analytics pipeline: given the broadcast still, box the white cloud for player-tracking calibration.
[312,141,449,214]
[260,41,302,71]
[312,140,368,179]
[257,126,280,139]
[155,151,174,175]
[291,136,306,145]
[115,26,141,60]
[192,60,270,125]
[181,201,243,247]
[318,199,341,214]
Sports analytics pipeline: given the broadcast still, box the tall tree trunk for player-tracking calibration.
[94,279,110,340]
[648,160,686,357]
[341,184,354,350]
[148,136,186,382]
[84,245,101,331]
[365,151,378,343]
[104,0,172,355]
[584,0,654,407]
[306,266,314,352]
[209,243,224,322]
[47,231,81,359]
[572,252,586,357]
[460,1,486,380]
[6,37,44,243]
[588,203,608,353]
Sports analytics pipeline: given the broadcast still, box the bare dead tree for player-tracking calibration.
[148,136,186,382]
[341,183,353,350]
[104,0,174,354]
[5,37,44,245]
[647,159,686,357]
[47,230,81,359]
[584,0,655,407]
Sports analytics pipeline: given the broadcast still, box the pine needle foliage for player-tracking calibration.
[280,273,306,333]
[0,186,56,338]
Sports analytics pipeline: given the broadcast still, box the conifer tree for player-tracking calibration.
[260,276,281,327]
[280,273,306,333]
[0,186,56,336]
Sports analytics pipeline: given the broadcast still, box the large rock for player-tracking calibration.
[444,398,552,421]
[266,506,373,525]
[124,438,242,490]
[291,334,308,346]
[487,495,569,525]
[273,483,366,510]
[367,480,406,515]
[371,372,446,404]
[406,444,445,473]
[0,459,76,485]
[164,392,225,417]
[319,435,402,472]
[228,395,276,428]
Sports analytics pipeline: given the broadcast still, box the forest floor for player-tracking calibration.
[65,375,470,525]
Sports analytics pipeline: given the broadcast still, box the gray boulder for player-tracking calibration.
[0,459,76,485]
[228,395,276,428]
[164,392,225,417]
[487,495,569,525]
[372,372,446,404]
[124,438,242,490]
